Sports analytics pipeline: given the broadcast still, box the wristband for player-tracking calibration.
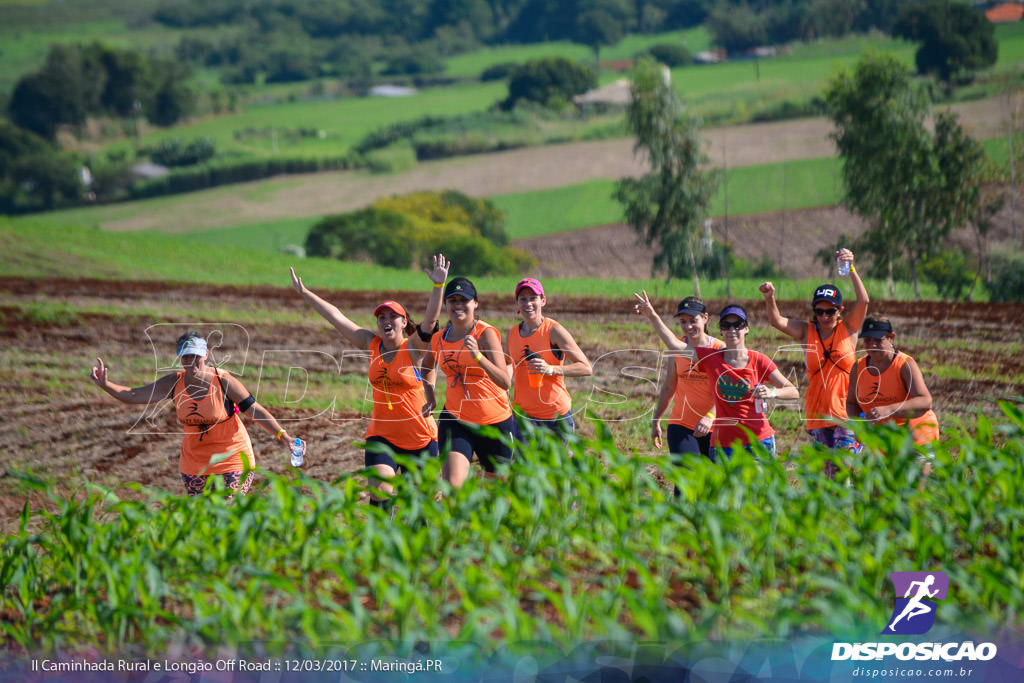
[432,282,444,288]
[706,411,715,418]
[769,387,777,398]
[473,352,483,363]
[850,266,857,274]
[276,429,285,441]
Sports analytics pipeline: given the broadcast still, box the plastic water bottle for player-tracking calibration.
[836,249,850,277]
[290,437,306,467]
[753,385,768,414]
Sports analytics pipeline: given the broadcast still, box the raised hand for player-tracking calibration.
[289,267,306,295]
[836,248,854,267]
[90,357,108,388]
[426,253,450,286]
[759,281,775,298]
[632,290,656,319]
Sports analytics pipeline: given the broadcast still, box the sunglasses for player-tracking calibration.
[719,320,747,331]
[814,308,838,317]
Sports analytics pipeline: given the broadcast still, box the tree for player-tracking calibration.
[501,57,596,110]
[614,57,720,293]
[893,0,997,86]
[574,0,632,62]
[825,53,988,298]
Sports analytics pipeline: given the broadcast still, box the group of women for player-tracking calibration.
[91,254,593,498]
[90,249,938,498]
[636,248,939,476]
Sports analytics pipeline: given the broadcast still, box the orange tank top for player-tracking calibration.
[174,370,254,475]
[366,337,438,450]
[431,320,513,425]
[854,352,939,445]
[804,323,857,430]
[508,317,572,420]
[668,337,725,430]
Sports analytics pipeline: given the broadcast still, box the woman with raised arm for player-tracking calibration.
[291,254,449,509]
[647,297,725,472]
[90,331,296,497]
[505,277,592,439]
[634,293,799,460]
[846,315,939,475]
[422,275,520,488]
[759,248,868,465]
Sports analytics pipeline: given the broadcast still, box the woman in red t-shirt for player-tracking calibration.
[635,294,799,459]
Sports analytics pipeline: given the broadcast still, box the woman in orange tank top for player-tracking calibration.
[291,255,449,510]
[423,275,521,488]
[846,316,940,476]
[90,331,299,497]
[759,248,869,474]
[504,277,592,439]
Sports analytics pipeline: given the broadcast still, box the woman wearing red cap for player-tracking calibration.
[635,295,799,459]
[847,315,939,473]
[90,331,297,497]
[290,255,449,509]
[505,277,592,438]
[423,275,520,488]
[759,249,868,470]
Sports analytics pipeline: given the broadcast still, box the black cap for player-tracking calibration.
[444,276,477,301]
[675,299,707,317]
[812,284,843,307]
[860,318,893,339]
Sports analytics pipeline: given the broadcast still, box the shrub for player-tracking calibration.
[149,138,216,167]
[480,62,519,82]
[643,43,691,67]
[985,246,1024,302]
[921,247,975,300]
[501,57,596,110]
[381,49,444,77]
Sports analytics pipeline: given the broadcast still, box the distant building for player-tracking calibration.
[572,79,631,108]
[130,161,170,180]
[986,3,1024,23]
[369,84,418,97]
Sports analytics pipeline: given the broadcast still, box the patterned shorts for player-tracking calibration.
[180,471,255,497]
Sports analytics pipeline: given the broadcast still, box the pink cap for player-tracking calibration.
[515,277,545,298]
[373,300,408,318]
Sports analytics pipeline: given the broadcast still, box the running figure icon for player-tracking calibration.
[887,574,939,633]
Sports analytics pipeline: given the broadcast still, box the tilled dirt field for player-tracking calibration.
[2,276,1022,520]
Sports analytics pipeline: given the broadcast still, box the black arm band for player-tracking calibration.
[418,321,439,343]
[237,394,257,413]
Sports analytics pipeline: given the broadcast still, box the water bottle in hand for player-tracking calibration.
[836,249,850,277]
[754,384,767,414]
[290,437,306,467]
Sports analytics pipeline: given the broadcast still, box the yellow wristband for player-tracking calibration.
[473,352,483,363]
[433,282,444,288]
[706,411,715,418]
[276,429,285,441]
[850,266,856,273]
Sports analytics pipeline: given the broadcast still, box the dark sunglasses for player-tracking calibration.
[720,320,747,331]
[814,308,838,317]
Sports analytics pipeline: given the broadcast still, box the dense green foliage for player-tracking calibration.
[501,57,597,110]
[2,406,1022,654]
[304,190,535,276]
[893,0,998,85]
[825,53,989,298]
[8,43,194,139]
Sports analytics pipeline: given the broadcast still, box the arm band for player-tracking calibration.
[417,320,439,343]
[238,394,256,413]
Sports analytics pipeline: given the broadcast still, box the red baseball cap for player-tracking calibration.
[373,300,408,318]
[515,277,545,298]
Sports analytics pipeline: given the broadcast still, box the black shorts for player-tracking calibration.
[438,409,519,472]
[667,424,712,461]
[364,435,439,471]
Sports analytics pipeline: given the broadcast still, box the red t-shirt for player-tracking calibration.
[694,346,778,448]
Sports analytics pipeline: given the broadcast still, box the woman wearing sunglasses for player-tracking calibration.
[635,294,799,460]
[846,316,939,474]
[758,248,868,468]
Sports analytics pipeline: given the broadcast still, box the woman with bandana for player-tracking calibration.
[90,332,296,496]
